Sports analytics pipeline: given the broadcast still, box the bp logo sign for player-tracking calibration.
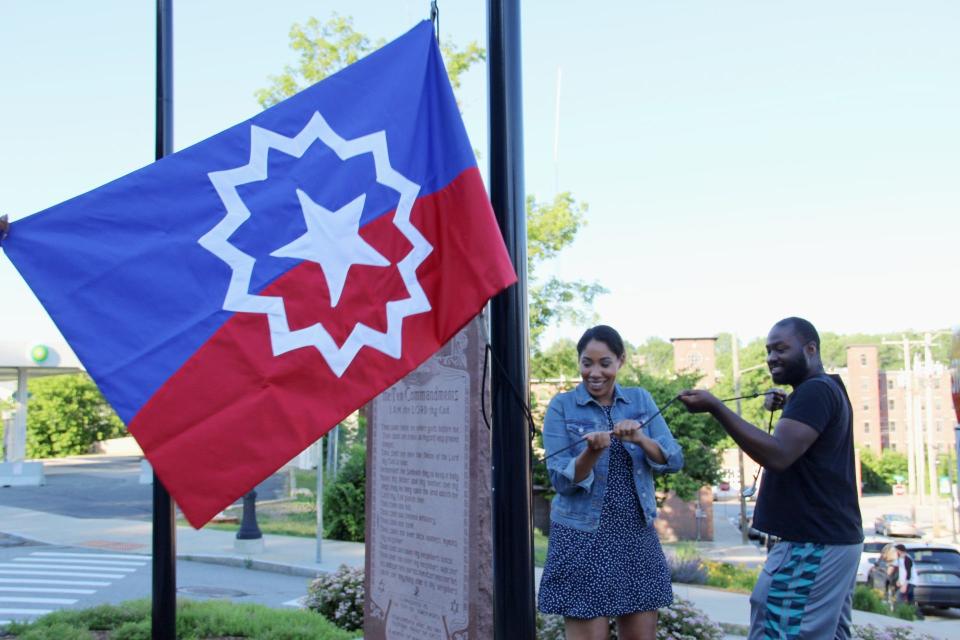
[29,344,49,364]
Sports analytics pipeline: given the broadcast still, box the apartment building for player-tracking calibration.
[844,345,956,454]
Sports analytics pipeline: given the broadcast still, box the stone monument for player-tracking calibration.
[365,317,492,639]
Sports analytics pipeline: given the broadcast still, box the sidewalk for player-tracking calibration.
[1,503,955,639]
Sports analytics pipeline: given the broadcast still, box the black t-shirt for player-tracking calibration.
[752,373,864,544]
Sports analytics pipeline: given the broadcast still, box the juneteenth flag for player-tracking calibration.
[2,21,516,527]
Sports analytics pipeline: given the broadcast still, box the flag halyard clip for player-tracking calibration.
[430,1,440,40]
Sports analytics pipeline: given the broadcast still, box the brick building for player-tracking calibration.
[670,337,718,388]
[843,345,956,454]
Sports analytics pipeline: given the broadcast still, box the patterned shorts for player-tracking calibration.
[748,541,862,640]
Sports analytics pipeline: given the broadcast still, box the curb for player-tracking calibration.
[178,553,324,578]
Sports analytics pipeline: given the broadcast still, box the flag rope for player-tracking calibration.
[478,350,781,465]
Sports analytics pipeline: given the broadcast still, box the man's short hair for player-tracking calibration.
[895,543,907,552]
[774,317,820,351]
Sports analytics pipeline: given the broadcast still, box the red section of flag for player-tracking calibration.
[129,168,515,527]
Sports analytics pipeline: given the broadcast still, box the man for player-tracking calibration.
[679,317,863,640]
[893,544,915,608]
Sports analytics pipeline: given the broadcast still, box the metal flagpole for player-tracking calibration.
[487,0,535,637]
[153,1,176,638]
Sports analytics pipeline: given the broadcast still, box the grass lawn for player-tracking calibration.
[195,496,320,538]
[534,528,549,567]
[0,599,353,640]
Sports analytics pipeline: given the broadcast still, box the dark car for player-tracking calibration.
[730,506,773,545]
[867,542,960,610]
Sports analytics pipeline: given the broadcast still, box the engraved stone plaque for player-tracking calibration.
[365,318,492,639]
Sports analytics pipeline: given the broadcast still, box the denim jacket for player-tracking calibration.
[543,383,683,532]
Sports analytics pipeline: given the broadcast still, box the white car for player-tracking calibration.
[857,535,893,583]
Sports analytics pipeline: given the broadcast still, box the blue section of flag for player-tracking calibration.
[4,21,472,423]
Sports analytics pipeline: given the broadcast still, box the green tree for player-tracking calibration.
[530,338,578,380]
[632,337,674,378]
[877,450,909,487]
[26,374,126,459]
[616,370,725,501]
[255,14,483,109]
[323,443,366,541]
[258,14,604,357]
[527,193,606,351]
[711,335,774,449]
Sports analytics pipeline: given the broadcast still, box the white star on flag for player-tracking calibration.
[271,190,390,307]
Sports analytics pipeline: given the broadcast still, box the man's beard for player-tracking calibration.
[772,354,809,386]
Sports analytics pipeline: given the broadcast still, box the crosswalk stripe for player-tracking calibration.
[0,570,125,579]
[3,562,137,573]
[30,552,150,561]
[0,608,54,615]
[18,557,147,567]
[0,596,77,605]
[0,578,110,587]
[0,587,95,594]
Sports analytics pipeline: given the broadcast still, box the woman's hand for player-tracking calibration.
[612,419,645,444]
[583,431,612,451]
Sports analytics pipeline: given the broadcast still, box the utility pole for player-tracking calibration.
[913,354,927,506]
[884,336,920,517]
[924,333,939,535]
[731,334,749,544]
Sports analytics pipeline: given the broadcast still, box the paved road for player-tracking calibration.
[0,456,286,520]
[0,534,313,628]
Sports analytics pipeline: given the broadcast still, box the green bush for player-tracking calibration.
[25,373,126,459]
[852,585,887,614]
[322,443,365,542]
[891,601,919,621]
[703,560,759,592]
[537,596,723,639]
[668,543,708,585]
[305,564,365,631]
[2,598,353,639]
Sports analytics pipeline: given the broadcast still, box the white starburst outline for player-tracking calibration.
[199,111,432,377]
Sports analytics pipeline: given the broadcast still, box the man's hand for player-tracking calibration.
[678,389,720,413]
[763,388,787,412]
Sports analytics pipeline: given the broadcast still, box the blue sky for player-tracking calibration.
[1,1,957,352]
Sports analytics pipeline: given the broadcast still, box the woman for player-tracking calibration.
[538,325,683,640]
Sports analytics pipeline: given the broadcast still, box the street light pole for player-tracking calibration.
[731,334,749,544]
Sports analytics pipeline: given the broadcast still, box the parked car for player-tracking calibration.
[856,536,892,583]
[866,542,960,610]
[713,480,737,501]
[874,513,921,538]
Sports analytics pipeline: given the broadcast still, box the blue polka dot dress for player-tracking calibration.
[538,404,674,619]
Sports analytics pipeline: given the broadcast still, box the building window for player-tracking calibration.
[860,354,867,366]
[934,379,940,389]
[861,379,868,390]
[889,421,896,432]
[864,421,870,433]
[887,379,894,390]
[889,399,895,410]
[936,421,942,432]
[935,401,941,411]
[891,443,897,451]
[686,352,703,368]
[863,403,869,411]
